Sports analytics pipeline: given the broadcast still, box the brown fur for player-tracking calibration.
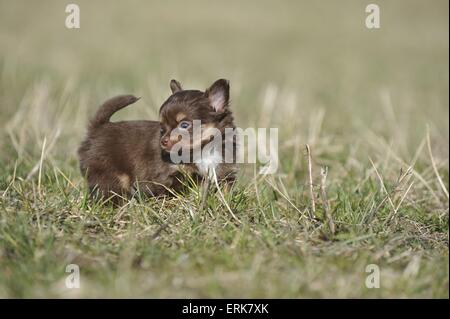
[78,79,237,201]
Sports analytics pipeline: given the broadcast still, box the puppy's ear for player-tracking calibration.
[170,79,183,94]
[205,79,230,113]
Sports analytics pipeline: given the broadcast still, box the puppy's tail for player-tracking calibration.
[89,95,140,129]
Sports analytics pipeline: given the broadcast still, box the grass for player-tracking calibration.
[0,0,448,298]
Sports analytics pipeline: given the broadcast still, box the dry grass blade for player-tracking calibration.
[364,128,442,204]
[369,157,398,211]
[2,160,18,198]
[320,166,335,236]
[306,144,316,219]
[37,137,47,197]
[265,177,307,219]
[54,166,79,191]
[26,129,61,180]
[212,168,241,224]
[426,127,449,200]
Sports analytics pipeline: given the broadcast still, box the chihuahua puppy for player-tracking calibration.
[78,79,237,200]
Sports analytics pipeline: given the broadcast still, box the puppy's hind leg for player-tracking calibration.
[87,172,132,205]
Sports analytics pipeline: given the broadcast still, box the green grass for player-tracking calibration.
[0,0,448,298]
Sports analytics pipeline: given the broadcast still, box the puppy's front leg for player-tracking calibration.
[199,177,210,211]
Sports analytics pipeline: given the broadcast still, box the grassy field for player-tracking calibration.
[0,0,448,298]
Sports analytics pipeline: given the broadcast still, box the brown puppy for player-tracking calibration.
[78,79,237,201]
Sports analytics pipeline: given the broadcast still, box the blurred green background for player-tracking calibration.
[1,0,448,126]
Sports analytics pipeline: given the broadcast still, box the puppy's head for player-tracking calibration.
[159,79,234,155]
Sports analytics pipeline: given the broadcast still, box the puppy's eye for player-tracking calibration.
[160,127,165,135]
[179,121,190,129]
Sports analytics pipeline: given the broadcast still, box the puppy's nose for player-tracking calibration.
[161,137,173,150]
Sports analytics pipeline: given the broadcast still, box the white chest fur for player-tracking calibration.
[195,150,222,180]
